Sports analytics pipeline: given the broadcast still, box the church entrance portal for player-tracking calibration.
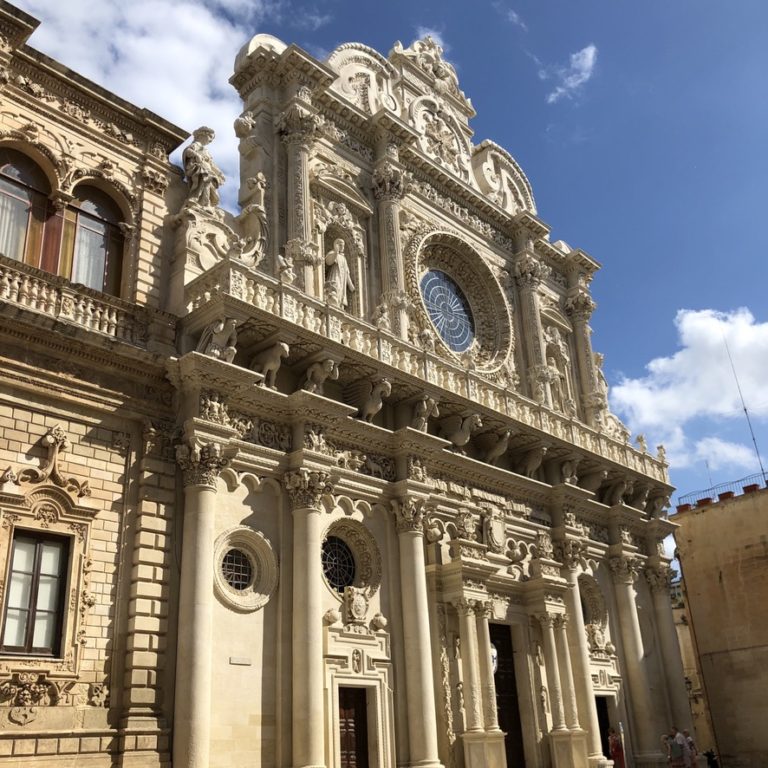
[490,624,526,766]
[338,686,369,768]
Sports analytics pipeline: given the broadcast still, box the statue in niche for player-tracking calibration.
[411,394,440,432]
[325,238,355,308]
[548,355,567,412]
[250,342,290,389]
[301,358,339,395]
[594,352,609,399]
[196,318,237,363]
[183,126,225,208]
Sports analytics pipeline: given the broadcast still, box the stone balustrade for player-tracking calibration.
[0,255,151,346]
[185,257,668,485]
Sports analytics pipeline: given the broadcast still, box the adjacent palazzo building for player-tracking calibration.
[0,2,692,766]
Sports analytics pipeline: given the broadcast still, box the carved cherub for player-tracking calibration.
[439,413,482,452]
[411,394,440,432]
[301,358,339,395]
[196,318,237,363]
[359,378,392,423]
[250,342,289,389]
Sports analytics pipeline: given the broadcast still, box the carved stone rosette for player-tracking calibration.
[282,468,334,509]
[175,441,229,488]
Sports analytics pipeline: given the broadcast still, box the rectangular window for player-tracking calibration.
[1,531,69,656]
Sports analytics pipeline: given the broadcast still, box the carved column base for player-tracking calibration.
[461,730,506,768]
[549,728,590,768]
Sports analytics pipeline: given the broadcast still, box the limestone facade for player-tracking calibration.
[0,3,691,766]
[674,481,768,767]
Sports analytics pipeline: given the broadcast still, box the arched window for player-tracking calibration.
[63,185,124,294]
[0,147,51,267]
[0,149,125,296]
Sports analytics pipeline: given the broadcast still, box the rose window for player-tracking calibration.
[321,535,356,592]
[420,269,475,353]
[221,548,254,591]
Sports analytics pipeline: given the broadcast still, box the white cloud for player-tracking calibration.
[544,44,598,104]
[611,308,768,471]
[492,3,528,32]
[14,0,304,210]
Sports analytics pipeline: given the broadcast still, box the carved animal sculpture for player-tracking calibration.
[517,445,548,478]
[482,429,512,465]
[439,413,482,451]
[411,395,439,432]
[363,455,385,479]
[301,358,339,395]
[251,342,289,389]
[196,318,237,363]
[359,378,392,423]
[603,478,630,507]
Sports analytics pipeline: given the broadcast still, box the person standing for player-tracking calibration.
[608,727,626,768]
[668,725,692,768]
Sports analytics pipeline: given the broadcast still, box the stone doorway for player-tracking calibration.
[339,686,369,768]
[596,695,611,757]
[490,623,526,766]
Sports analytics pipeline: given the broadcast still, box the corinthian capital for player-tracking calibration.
[535,611,557,630]
[608,555,639,584]
[564,288,596,322]
[553,538,585,570]
[513,252,542,289]
[283,468,334,509]
[176,441,229,488]
[453,597,477,617]
[644,564,673,593]
[391,497,428,534]
[372,160,406,202]
[277,102,323,146]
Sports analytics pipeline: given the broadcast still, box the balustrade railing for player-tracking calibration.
[0,255,149,346]
[185,258,668,484]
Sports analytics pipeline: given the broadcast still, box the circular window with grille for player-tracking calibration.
[322,535,356,592]
[213,527,278,612]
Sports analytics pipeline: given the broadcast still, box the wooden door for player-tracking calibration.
[339,686,369,768]
[490,623,527,766]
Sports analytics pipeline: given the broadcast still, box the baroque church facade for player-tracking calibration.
[0,2,692,767]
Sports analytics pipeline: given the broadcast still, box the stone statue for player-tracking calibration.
[411,394,439,432]
[325,238,355,308]
[594,352,609,398]
[183,126,225,208]
[516,445,547,478]
[483,429,512,466]
[301,358,339,395]
[249,171,267,209]
[276,251,295,284]
[439,413,482,452]
[359,378,392,422]
[250,342,289,389]
[548,356,567,412]
[196,318,237,363]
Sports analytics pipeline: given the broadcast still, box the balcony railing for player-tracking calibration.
[678,471,767,507]
[0,255,151,346]
[185,256,669,484]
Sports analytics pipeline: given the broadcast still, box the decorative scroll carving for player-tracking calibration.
[10,425,90,498]
[283,468,334,509]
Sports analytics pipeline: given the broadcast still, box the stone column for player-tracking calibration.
[284,469,334,768]
[173,442,229,768]
[455,599,484,733]
[372,153,408,339]
[565,286,601,426]
[394,498,444,768]
[278,97,322,293]
[554,615,580,730]
[475,601,501,732]
[538,612,567,731]
[513,250,549,404]
[645,563,693,732]
[610,555,663,758]
[556,541,607,763]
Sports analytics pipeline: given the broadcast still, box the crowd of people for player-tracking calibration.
[607,724,719,767]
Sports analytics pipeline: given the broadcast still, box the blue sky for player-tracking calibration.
[16,0,768,501]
